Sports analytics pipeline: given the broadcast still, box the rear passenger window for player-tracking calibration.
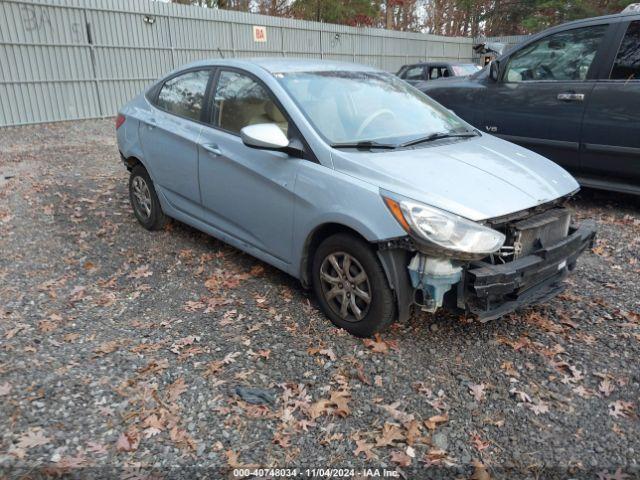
[611,21,640,80]
[429,66,447,79]
[156,70,210,121]
[212,70,288,135]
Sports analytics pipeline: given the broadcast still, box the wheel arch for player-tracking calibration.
[299,222,370,288]
[123,155,143,171]
[123,155,157,183]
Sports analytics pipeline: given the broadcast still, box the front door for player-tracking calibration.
[197,69,301,264]
[581,19,640,182]
[139,69,211,210]
[481,24,610,171]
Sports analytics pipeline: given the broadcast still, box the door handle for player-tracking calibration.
[202,143,222,156]
[557,92,585,102]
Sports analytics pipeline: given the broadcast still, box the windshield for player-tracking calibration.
[277,70,471,146]
[451,64,482,76]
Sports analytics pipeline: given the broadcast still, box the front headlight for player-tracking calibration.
[383,196,505,256]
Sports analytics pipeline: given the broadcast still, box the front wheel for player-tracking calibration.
[312,233,396,337]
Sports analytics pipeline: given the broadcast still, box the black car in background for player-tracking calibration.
[397,62,481,87]
[419,8,640,195]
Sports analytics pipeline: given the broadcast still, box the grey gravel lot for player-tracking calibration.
[0,119,639,480]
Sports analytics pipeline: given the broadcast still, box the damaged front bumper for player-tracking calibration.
[464,221,596,321]
[378,220,596,322]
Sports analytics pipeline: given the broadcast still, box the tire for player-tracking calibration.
[312,233,396,337]
[128,164,167,231]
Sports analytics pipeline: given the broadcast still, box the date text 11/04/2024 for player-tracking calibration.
[232,468,400,478]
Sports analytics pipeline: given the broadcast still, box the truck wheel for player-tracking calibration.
[312,233,396,337]
[128,164,167,231]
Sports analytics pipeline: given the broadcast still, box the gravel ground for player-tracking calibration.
[0,119,639,480]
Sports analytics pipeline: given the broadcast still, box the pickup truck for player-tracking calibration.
[419,7,640,195]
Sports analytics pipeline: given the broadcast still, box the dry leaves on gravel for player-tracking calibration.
[17,430,51,450]
[362,334,397,354]
[469,383,486,402]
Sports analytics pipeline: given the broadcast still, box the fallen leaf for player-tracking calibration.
[381,401,414,423]
[272,432,291,448]
[469,383,486,402]
[500,361,519,378]
[353,438,378,460]
[471,459,491,480]
[93,341,120,357]
[329,389,351,417]
[222,351,241,364]
[225,449,258,469]
[17,430,51,449]
[573,385,593,398]
[609,400,634,419]
[167,377,187,403]
[128,265,153,279]
[405,420,423,446]
[471,433,490,451]
[376,423,405,447]
[169,426,197,451]
[0,382,12,396]
[509,388,532,403]
[424,412,449,430]
[170,336,200,354]
[308,347,337,362]
[599,379,615,397]
[86,441,108,456]
[115,428,140,452]
[362,333,397,353]
[528,400,549,415]
[390,450,412,467]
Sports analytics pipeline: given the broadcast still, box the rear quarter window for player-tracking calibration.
[156,70,210,121]
[611,20,640,80]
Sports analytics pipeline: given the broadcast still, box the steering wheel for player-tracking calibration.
[537,64,555,80]
[355,109,397,138]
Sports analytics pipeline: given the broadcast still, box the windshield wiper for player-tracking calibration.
[399,131,478,148]
[330,140,398,150]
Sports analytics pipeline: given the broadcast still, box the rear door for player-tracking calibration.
[580,18,640,182]
[139,69,212,210]
[481,23,612,171]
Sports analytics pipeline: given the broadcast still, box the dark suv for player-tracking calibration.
[419,9,640,195]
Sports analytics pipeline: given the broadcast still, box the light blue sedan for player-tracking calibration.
[116,58,595,336]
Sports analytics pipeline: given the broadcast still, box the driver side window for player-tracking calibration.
[212,70,288,136]
[504,25,607,82]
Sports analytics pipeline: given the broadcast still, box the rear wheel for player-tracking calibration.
[128,164,167,231]
[312,233,396,337]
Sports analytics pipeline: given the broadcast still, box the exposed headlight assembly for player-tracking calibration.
[383,196,505,258]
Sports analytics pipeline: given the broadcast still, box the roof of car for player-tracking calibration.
[181,57,379,74]
[543,8,640,30]
[400,61,476,67]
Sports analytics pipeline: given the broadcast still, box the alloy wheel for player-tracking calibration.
[131,175,152,219]
[319,252,371,322]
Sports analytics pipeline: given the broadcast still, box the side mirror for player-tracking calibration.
[489,60,500,82]
[240,123,289,150]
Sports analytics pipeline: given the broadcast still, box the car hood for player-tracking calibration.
[330,134,579,221]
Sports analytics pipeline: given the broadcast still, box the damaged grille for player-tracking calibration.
[511,208,571,258]
[488,206,572,264]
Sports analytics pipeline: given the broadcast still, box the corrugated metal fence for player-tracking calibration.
[0,0,480,127]
[476,34,531,54]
